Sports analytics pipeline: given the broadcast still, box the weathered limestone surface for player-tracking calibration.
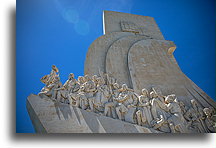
[103,10,164,40]
[27,94,160,133]
[84,32,133,76]
[106,35,149,88]
[128,39,216,108]
[27,11,215,133]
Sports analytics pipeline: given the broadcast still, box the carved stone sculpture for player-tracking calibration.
[27,11,216,133]
[203,108,216,132]
[164,94,189,133]
[136,89,153,127]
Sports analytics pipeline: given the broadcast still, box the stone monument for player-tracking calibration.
[27,11,216,133]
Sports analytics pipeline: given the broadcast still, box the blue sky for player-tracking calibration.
[16,0,215,133]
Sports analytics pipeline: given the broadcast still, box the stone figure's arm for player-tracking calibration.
[158,100,169,111]
[58,82,63,88]
[139,101,150,107]
[184,109,193,121]
[113,92,120,101]
[88,86,96,92]
[47,83,56,89]
[116,95,129,103]
[198,108,205,120]
[73,83,80,92]
[163,103,172,112]
[63,80,69,88]
[131,93,138,106]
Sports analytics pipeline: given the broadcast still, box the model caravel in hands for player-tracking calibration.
[27,11,216,133]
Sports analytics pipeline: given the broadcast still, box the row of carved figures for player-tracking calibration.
[38,65,216,133]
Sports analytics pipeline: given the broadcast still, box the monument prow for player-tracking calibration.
[28,11,216,133]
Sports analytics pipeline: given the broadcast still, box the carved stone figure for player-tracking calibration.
[136,88,153,127]
[82,75,96,111]
[203,108,216,132]
[76,85,89,110]
[115,84,138,122]
[151,114,166,130]
[184,99,208,133]
[104,83,120,118]
[93,77,111,112]
[165,94,189,133]
[38,76,62,99]
[77,76,85,86]
[92,75,99,86]
[47,65,59,85]
[56,73,79,104]
[28,11,216,133]
[55,87,67,103]
[64,73,79,93]
[150,91,169,120]
[36,67,215,133]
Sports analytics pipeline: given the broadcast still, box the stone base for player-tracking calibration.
[26,94,161,133]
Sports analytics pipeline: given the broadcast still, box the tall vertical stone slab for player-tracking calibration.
[103,10,164,40]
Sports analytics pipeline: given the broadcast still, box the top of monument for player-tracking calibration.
[103,11,165,40]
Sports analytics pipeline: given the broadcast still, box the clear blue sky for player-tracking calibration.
[16,0,215,133]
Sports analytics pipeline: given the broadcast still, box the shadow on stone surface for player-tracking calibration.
[10,6,212,142]
[54,102,72,120]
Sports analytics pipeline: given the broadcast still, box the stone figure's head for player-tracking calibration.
[52,65,59,73]
[152,87,163,98]
[150,91,157,99]
[84,75,90,81]
[165,94,175,104]
[92,75,98,82]
[209,107,215,115]
[80,85,85,91]
[141,88,148,97]
[139,95,149,103]
[122,84,128,91]
[203,108,211,117]
[54,76,60,83]
[191,99,198,108]
[78,76,84,83]
[179,101,185,108]
[171,94,176,100]
[40,75,48,84]
[69,73,74,79]
[97,77,105,85]
[113,83,119,89]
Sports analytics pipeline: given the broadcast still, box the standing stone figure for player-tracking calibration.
[203,108,216,132]
[150,91,168,120]
[76,85,89,110]
[184,99,207,133]
[47,65,59,85]
[115,84,138,121]
[136,88,153,127]
[165,94,188,133]
[93,77,110,112]
[38,76,62,99]
[104,83,120,118]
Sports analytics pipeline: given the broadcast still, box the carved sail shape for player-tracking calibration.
[84,32,133,76]
[128,39,216,108]
[27,11,216,133]
[105,35,149,88]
